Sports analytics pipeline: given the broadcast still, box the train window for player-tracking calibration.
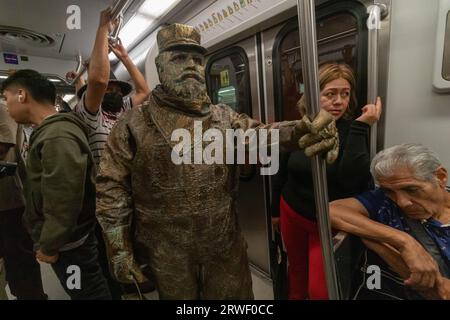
[206,48,251,115]
[276,13,360,121]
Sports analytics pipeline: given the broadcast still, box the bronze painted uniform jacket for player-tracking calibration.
[96,94,299,264]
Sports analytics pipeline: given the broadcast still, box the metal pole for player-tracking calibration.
[67,0,133,85]
[367,4,381,160]
[110,0,131,19]
[296,0,340,299]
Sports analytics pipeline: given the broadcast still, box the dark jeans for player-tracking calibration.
[51,232,112,300]
[0,207,46,300]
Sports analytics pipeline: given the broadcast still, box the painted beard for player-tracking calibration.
[162,73,208,101]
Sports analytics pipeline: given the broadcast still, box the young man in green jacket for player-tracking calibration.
[1,69,111,300]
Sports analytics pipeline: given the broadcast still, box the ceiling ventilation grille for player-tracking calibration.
[0,25,55,47]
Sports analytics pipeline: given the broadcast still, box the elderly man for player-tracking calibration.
[96,23,338,299]
[330,143,450,299]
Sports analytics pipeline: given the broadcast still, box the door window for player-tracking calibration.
[206,48,251,115]
[276,13,359,121]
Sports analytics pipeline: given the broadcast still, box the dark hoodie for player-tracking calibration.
[23,112,96,256]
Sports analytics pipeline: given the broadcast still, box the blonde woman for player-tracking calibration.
[271,62,382,299]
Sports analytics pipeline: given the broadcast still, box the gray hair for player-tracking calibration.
[370,143,442,184]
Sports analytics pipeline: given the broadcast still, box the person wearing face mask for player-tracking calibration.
[95,23,341,300]
[73,8,150,166]
[72,9,151,300]
[271,62,382,300]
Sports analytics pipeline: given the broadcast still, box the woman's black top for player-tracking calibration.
[271,119,372,221]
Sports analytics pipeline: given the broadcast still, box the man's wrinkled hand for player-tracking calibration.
[295,109,339,164]
[417,275,450,300]
[399,235,440,291]
[435,276,450,300]
[36,250,59,264]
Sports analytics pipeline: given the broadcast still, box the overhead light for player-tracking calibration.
[118,14,153,49]
[139,0,180,18]
[116,0,181,50]
[49,78,62,83]
[63,94,75,102]
[0,75,7,79]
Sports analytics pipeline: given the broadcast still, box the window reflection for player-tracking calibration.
[207,53,248,113]
[279,14,358,121]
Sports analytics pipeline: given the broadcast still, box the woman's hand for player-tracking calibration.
[356,96,382,126]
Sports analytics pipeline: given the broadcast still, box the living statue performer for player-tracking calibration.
[96,23,339,299]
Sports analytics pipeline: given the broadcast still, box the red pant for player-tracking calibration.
[280,197,328,300]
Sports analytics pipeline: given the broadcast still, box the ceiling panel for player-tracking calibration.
[0,0,116,61]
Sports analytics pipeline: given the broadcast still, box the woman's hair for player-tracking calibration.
[370,143,442,184]
[297,62,357,120]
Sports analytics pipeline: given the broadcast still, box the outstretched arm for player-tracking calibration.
[109,38,150,106]
[228,106,338,159]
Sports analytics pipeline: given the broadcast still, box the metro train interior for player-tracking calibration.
[1,0,450,301]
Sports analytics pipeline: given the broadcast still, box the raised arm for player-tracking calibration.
[84,9,116,114]
[336,97,383,191]
[109,38,150,106]
[96,113,147,284]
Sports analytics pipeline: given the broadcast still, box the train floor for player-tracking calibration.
[6,262,274,300]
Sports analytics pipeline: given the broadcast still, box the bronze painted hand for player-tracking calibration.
[295,109,339,164]
[104,226,148,284]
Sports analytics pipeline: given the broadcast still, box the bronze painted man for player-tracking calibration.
[96,23,338,299]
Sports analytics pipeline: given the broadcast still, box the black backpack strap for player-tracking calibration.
[403,217,450,278]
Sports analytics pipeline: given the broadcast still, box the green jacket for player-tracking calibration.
[24,112,96,256]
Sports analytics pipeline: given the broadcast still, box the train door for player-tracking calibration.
[263,1,368,124]
[262,0,372,298]
[205,37,272,278]
[204,0,385,297]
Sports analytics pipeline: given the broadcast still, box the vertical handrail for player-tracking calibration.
[67,0,133,85]
[367,4,381,160]
[296,0,340,300]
